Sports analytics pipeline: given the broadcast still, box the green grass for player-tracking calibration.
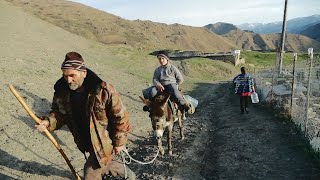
[182,58,239,81]
[94,47,241,92]
[87,47,314,93]
[241,51,310,68]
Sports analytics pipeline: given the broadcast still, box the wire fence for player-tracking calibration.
[254,50,320,150]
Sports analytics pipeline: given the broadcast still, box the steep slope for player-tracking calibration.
[286,14,320,34]
[301,23,320,42]
[4,0,238,52]
[0,1,242,178]
[0,0,153,179]
[260,33,320,52]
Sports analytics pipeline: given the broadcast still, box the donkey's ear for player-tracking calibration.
[161,94,170,105]
[139,96,152,106]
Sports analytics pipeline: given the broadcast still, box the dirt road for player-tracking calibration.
[2,79,320,180]
[128,81,320,180]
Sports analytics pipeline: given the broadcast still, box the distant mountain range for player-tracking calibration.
[301,23,320,42]
[204,15,320,51]
[237,15,320,35]
[204,22,320,52]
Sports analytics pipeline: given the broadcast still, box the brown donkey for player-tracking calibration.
[140,93,185,155]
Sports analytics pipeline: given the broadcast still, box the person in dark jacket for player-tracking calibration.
[233,67,255,114]
[35,52,135,180]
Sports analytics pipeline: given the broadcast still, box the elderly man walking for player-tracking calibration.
[36,51,136,180]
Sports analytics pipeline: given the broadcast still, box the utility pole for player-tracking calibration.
[279,0,288,75]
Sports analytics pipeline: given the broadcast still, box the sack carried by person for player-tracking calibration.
[251,92,259,103]
[142,86,156,100]
[184,95,198,114]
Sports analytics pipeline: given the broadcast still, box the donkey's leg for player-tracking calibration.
[157,137,165,155]
[167,122,174,156]
[182,110,187,121]
[179,112,185,140]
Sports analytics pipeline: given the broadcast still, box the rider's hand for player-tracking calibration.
[156,84,165,92]
[113,145,125,155]
[35,117,50,132]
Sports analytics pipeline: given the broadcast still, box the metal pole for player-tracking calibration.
[279,0,288,75]
[290,53,297,117]
[305,48,313,133]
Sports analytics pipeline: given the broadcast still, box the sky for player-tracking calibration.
[69,0,320,27]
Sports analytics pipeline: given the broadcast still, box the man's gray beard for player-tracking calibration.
[69,84,79,90]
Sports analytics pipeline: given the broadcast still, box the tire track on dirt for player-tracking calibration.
[171,82,225,179]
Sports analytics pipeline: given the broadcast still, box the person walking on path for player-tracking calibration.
[233,67,255,114]
[35,51,136,180]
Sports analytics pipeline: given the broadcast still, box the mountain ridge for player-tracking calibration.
[237,14,320,34]
[205,21,320,52]
[5,0,320,53]
[4,0,237,52]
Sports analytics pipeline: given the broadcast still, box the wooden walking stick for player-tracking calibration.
[9,84,81,180]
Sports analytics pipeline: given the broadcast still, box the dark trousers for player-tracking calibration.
[163,84,186,106]
[84,153,136,180]
[240,96,250,113]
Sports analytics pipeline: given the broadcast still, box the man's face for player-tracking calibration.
[158,57,168,66]
[62,69,87,90]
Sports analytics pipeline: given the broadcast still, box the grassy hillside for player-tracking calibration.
[241,51,311,68]
[182,58,239,81]
[4,0,237,52]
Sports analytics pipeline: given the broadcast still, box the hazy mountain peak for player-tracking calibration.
[237,14,320,34]
[204,22,238,35]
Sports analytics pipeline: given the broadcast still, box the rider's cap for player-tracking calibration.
[157,51,170,61]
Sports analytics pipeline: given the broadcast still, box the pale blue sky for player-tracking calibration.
[69,0,320,26]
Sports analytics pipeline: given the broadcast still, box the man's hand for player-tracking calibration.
[35,119,49,132]
[113,145,125,155]
[156,84,165,92]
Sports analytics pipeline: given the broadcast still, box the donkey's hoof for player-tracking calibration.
[181,136,185,140]
[169,150,173,156]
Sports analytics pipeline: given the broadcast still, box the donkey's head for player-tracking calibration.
[140,93,171,138]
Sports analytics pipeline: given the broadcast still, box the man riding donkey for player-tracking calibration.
[145,51,191,113]
[36,52,136,180]
[140,51,192,155]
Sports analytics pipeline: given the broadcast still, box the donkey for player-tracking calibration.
[140,93,185,155]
